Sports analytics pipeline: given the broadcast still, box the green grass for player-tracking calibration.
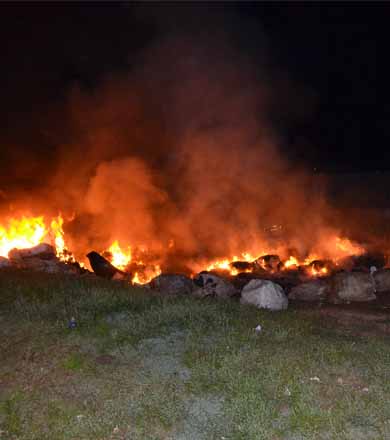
[1,268,390,439]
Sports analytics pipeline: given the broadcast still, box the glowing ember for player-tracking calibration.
[310,266,328,277]
[284,256,299,269]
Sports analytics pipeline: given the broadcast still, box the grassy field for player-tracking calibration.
[1,269,390,440]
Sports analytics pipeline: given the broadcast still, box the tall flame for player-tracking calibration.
[50,216,66,257]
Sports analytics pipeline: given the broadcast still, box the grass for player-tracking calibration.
[0,268,390,439]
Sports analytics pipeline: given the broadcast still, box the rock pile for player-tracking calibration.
[2,244,390,312]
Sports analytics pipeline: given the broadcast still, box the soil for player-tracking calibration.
[291,291,390,336]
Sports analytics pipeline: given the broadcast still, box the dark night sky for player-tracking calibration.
[1,2,389,175]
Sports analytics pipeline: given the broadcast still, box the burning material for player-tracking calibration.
[7,242,81,275]
[284,256,299,269]
[306,260,331,277]
[102,240,161,284]
[105,241,131,270]
[0,215,73,261]
[254,255,281,272]
[0,216,47,258]
[86,251,127,280]
[0,210,377,291]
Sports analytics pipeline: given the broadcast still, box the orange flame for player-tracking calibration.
[310,265,328,277]
[132,265,162,285]
[0,213,368,284]
[0,216,47,257]
[0,214,75,261]
[105,240,161,284]
[284,256,299,269]
[108,240,131,270]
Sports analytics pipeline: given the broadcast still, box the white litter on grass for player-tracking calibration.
[284,387,291,396]
[255,324,262,333]
[310,376,320,382]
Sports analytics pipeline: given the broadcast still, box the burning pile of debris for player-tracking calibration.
[0,243,84,275]
[1,214,390,312]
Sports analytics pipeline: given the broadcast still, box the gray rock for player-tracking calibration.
[329,272,376,303]
[289,279,329,302]
[149,274,194,295]
[240,279,288,311]
[193,272,238,298]
[373,269,390,292]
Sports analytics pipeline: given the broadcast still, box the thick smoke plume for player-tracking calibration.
[3,33,344,270]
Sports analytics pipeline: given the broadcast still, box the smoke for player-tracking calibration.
[2,22,344,269]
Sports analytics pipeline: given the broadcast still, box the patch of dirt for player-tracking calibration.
[137,330,192,382]
[173,396,225,440]
[292,296,390,336]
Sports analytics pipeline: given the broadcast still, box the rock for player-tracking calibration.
[240,279,288,311]
[340,253,386,272]
[373,269,390,292]
[289,279,329,301]
[149,274,194,295]
[193,272,238,298]
[0,256,11,268]
[8,243,56,261]
[329,272,376,304]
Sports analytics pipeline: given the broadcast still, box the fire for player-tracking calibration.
[206,258,233,272]
[50,217,65,255]
[132,265,162,285]
[108,240,131,270]
[0,213,369,284]
[310,265,328,277]
[284,256,299,269]
[105,240,161,284]
[335,237,365,256]
[0,216,47,258]
[0,214,75,261]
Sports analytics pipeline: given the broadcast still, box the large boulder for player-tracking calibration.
[149,274,194,295]
[193,272,238,298]
[373,269,390,292]
[240,279,288,311]
[329,272,376,304]
[289,279,329,302]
